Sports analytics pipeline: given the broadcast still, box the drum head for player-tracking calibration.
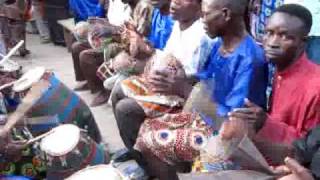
[13,67,45,92]
[66,165,124,180]
[0,60,20,72]
[40,124,80,156]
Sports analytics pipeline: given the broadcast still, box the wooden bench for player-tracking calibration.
[57,18,76,52]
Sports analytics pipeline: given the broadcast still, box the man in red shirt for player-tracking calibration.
[229,4,320,146]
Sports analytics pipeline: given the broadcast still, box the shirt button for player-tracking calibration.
[278,76,282,80]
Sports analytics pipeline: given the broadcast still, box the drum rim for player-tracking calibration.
[40,124,81,156]
[13,66,46,92]
[66,165,125,180]
[0,60,20,72]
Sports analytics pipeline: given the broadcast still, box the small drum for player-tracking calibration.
[66,165,124,180]
[40,124,106,179]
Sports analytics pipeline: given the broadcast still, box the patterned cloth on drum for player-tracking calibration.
[0,128,47,179]
[26,72,102,143]
[43,125,106,180]
[134,112,213,165]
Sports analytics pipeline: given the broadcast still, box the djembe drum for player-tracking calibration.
[66,165,125,180]
[12,67,101,143]
[40,124,106,180]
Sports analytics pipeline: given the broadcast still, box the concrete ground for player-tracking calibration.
[13,34,125,153]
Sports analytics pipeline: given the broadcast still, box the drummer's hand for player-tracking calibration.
[276,157,314,180]
[5,139,27,161]
[91,27,111,39]
[148,69,189,97]
[0,129,9,150]
[220,118,247,140]
[228,99,267,131]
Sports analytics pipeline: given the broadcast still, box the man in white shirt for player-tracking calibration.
[110,1,214,178]
[284,0,320,64]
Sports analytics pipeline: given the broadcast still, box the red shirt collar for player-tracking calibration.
[276,52,308,78]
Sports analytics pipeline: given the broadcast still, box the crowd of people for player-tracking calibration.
[1,0,320,179]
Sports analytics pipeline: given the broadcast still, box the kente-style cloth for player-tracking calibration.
[96,1,153,86]
[134,112,213,165]
[147,8,174,50]
[0,128,47,179]
[26,72,102,143]
[121,20,214,118]
[121,53,185,117]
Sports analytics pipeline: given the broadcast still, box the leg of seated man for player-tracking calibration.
[111,82,127,115]
[71,41,91,83]
[114,98,146,150]
[80,49,110,106]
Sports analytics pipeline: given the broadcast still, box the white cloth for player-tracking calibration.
[107,0,132,26]
[284,0,320,36]
[162,19,213,76]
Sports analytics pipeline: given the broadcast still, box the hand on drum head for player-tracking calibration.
[4,139,28,162]
[0,127,9,148]
[220,119,248,140]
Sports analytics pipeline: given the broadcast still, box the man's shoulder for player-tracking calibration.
[238,36,266,64]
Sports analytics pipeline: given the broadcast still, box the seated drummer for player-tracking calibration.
[0,103,46,179]
[72,0,154,107]
[111,0,214,162]
[112,0,268,178]
[229,4,320,151]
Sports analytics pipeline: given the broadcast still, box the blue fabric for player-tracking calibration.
[147,8,174,50]
[0,176,33,180]
[306,36,320,64]
[197,35,268,117]
[69,0,103,23]
[256,0,283,40]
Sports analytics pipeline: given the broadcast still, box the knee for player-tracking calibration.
[71,42,83,54]
[115,98,137,118]
[111,83,125,107]
[79,50,93,67]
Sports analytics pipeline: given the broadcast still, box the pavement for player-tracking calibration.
[13,34,125,153]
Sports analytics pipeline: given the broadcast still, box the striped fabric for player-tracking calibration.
[27,72,101,143]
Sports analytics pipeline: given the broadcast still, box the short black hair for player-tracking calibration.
[274,4,313,34]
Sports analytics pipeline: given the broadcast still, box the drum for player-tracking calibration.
[0,59,22,79]
[66,165,124,180]
[12,67,46,99]
[12,68,101,142]
[40,124,106,179]
[66,161,148,180]
[87,18,121,50]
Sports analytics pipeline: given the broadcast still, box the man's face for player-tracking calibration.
[170,0,200,21]
[150,0,169,8]
[263,12,306,65]
[201,0,227,38]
